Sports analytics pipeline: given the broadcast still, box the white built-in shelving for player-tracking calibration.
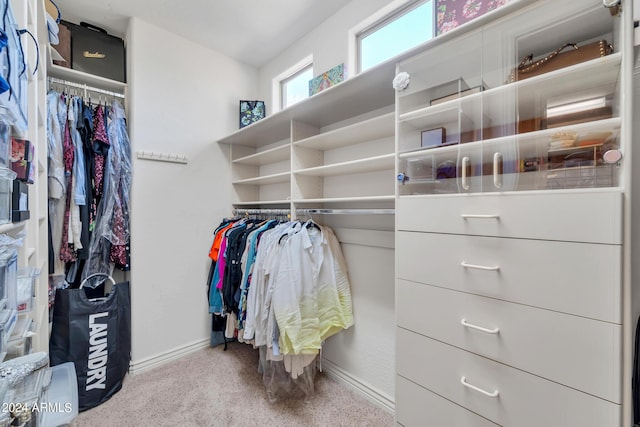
[219,61,398,212]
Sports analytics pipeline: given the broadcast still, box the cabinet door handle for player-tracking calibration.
[460,376,500,398]
[461,156,470,190]
[493,152,503,189]
[461,261,500,271]
[460,214,500,219]
[461,318,500,334]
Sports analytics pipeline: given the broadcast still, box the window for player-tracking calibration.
[281,63,314,109]
[358,0,434,72]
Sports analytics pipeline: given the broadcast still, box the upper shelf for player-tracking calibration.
[218,60,397,147]
[0,221,26,234]
[232,172,290,185]
[47,46,127,93]
[294,154,395,177]
[399,53,622,129]
[233,144,290,166]
[397,117,621,158]
[294,112,395,150]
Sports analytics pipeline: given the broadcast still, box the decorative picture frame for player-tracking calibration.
[239,100,266,129]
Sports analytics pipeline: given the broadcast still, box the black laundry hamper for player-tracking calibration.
[49,273,131,411]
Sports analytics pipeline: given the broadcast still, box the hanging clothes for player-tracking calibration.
[69,96,88,257]
[206,217,354,387]
[83,100,132,283]
[59,103,76,263]
[46,89,132,287]
[92,104,109,198]
[46,91,67,275]
[106,101,132,269]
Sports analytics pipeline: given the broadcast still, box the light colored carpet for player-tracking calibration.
[71,342,394,427]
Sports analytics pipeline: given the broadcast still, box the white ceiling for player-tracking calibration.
[52,0,351,68]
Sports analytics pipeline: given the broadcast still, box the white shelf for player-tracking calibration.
[294,112,395,150]
[233,145,290,166]
[232,172,291,185]
[218,60,397,147]
[294,154,395,177]
[399,53,622,130]
[294,195,395,204]
[37,101,45,129]
[397,117,622,159]
[27,0,34,25]
[0,222,26,234]
[233,200,291,206]
[48,61,127,93]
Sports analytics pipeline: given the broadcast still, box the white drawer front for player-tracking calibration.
[396,231,621,323]
[397,280,622,403]
[396,376,499,427]
[396,328,621,427]
[397,190,622,244]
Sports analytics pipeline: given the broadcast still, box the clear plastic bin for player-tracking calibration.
[40,362,78,427]
[0,252,17,313]
[6,316,33,359]
[0,123,10,168]
[3,366,52,427]
[0,378,10,427]
[0,309,17,356]
[16,268,38,313]
[0,167,15,225]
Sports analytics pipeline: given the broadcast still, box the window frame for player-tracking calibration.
[353,0,434,74]
[280,63,313,110]
[272,55,314,113]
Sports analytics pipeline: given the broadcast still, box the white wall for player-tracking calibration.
[258,0,390,107]
[126,18,257,368]
[322,240,396,409]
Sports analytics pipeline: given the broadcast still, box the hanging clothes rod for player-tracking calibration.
[232,208,291,216]
[47,76,126,99]
[298,208,395,215]
[231,208,395,217]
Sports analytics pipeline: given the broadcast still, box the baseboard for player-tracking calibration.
[321,358,395,414]
[129,338,210,375]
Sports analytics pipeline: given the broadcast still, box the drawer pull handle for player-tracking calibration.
[461,318,500,334]
[461,156,470,190]
[461,261,500,271]
[493,152,503,189]
[460,376,500,398]
[460,214,500,219]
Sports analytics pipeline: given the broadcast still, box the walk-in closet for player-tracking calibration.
[0,0,639,426]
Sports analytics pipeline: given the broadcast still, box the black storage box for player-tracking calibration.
[12,179,29,222]
[62,20,126,82]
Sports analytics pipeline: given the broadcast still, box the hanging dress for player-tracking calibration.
[59,99,76,263]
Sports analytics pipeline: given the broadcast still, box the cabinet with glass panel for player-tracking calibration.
[396,0,623,196]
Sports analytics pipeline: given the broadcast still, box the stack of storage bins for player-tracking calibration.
[0,118,16,225]
[0,355,78,427]
[0,168,15,226]
[5,268,39,359]
[0,246,17,361]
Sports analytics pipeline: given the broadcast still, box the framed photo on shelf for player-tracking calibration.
[421,127,446,149]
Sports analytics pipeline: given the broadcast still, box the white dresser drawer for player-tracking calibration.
[396,328,621,427]
[396,231,621,323]
[397,190,622,244]
[396,375,499,427]
[397,280,621,403]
